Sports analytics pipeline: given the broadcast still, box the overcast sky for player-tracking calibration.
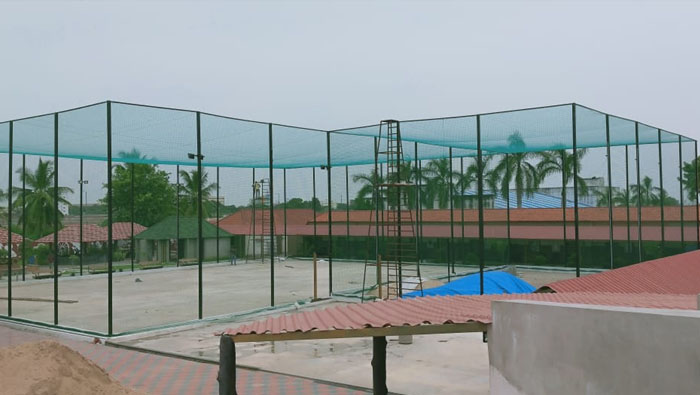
[1,0,699,205]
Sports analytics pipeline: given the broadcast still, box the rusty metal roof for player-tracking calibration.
[224,292,696,339]
[541,249,700,294]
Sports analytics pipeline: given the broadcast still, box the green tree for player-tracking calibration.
[14,159,73,238]
[422,158,458,209]
[178,169,218,218]
[536,149,589,208]
[630,176,656,206]
[680,157,699,202]
[489,133,540,208]
[101,149,176,227]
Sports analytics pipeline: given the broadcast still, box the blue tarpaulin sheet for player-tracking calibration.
[404,271,535,298]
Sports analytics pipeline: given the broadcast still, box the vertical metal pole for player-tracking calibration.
[130,161,134,272]
[657,129,665,256]
[196,112,203,320]
[635,123,643,262]
[7,121,12,316]
[176,164,180,267]
[283,169,287,257]
[679,136,684,251]
[326,131,333,295]
[269,124,275,306]
[477,115,485,294]
[53,113,59,324]
[416,142,422,266]
[561,150,567,267]
[312,167,317,253]
[418,158,423,261]
[252,168,256,261]
[506,153,511,265]
[79,159,83,276]
[605,115,614,269]
[695,141,699,249]
[572,105,580,277]
[345,165,350,250]
[459,156,465,267]
[625,146,631,259]
[107,102,113,335]
[216,167,220,263]
[22,154,26,281]
[449,147,455,274]
[374,137,380,263]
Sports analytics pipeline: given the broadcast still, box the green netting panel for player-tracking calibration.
[480,105,572,154]
[111,103,197,166]
[329,132,376,167]
[398,116,478,150]
[272,124,327,168]
[0,122,8,152]
[58,103,107,160]
[575,106,606,149]
[12,114,55,157]
[200,113,269,168]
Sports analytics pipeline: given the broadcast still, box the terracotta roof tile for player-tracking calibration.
[0,227,23,244]
[225,292,695,336]
[541,249,700,294]
[35,222,145,243]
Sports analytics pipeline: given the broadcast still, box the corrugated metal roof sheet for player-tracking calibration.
[461,190,590,208]
[541,249,700,294]
[225,292,696,337]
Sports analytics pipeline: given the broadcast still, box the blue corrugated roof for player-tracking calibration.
[461,190,591,208]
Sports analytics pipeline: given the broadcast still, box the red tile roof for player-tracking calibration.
[35,222,146,243]
[225,292,696,337]
[540,249,700,294]
[0,227,23,244]
[214,208,316,235]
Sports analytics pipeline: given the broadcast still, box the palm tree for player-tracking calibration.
[536,149,589,208]
[489,133,540,208]
[352,170,385,210]
[454,156,497,208]
[422,158,458,209]
[630,176,656,206]
[14,159,73,238]
[178,169,218,218]
[680,157,698,202]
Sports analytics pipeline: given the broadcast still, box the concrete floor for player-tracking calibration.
[0,259,452,334]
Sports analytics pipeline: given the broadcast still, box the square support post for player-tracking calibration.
[217,166,220,263]
[449,147,455,275]
[252,168,256,261]
[658,129,665,256]
[372,336,388,395]
[131,160,134,271]
[79,159,83,276]
[678,136,684,250]
[283,169,287,257]
[625,146,631,259]
[313,167,317,253]
[635,123,643,262]
[22,154,26,281]
[695,141,699,249]
[218,335,237,395]
[176,164,180,267]
[415,142,422,267]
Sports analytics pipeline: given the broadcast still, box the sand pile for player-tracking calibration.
[0,340,144,395]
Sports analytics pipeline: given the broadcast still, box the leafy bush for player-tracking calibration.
[33,244,51,265]
[112,250,125,261]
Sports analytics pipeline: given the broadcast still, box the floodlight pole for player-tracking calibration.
[476,115,485,294]
[605,115,614,269]
[196,112,203,320]
[269,124,275,306]
[7,121,12,316]
[657,129,665,256]
[571,105,580,277]
[635,123,643,262]
[678,136,684,250]
[326,131,333,295]
[107,102,113,335]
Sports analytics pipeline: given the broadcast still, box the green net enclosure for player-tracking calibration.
[0,101,696,335]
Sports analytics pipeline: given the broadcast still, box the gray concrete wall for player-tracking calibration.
[489,300,700,395]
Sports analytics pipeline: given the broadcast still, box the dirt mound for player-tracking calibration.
[0,340,144,395]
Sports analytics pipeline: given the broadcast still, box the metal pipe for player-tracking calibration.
[176,164,180,267]
[625,146,631,260]
[7,121,12,316]
[79,159,83,276]
[449,147,455,274]
[269,124,275,306]
[217,166,220,263]
[658,129,665,256]
[22,154,26,281]
[679,136,684,250]
[252,168,256,261]
[53,113,59,324]
[635,123,643,262]
[695,141,699,249]
[326,131,333,295]
[130,159,134,272]
[477,115,485,294]
[313,167,317,253]
[283,169,287,257]
[107,102,113,335]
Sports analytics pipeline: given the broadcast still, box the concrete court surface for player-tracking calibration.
[0,259,450,334]
[115,301,490,395]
